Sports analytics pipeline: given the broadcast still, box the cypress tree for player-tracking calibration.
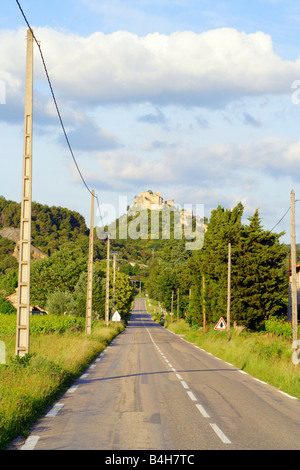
[199,203,243,324]
[234,210,287,329]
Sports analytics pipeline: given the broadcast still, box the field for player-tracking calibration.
[0,314,124,449]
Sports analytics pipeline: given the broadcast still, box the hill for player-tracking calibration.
[0,196,89,255]
[0,196,135,318]
[0,194,292,332]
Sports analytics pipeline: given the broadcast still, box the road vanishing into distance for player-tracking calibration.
[18,298,300,451]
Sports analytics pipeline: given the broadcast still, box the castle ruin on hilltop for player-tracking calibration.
[134,190,174,210]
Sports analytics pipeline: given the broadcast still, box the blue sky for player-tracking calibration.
[1,0,300,243]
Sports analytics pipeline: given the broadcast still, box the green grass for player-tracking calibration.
[0,316,124,449]
[145,298,300,400]
[167,319,299,399]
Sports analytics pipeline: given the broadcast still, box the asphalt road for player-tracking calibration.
[18,297,300,450]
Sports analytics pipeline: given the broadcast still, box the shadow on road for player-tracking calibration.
[80,367,239,384]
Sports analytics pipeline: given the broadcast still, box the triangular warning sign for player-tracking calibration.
[214,317,227,330]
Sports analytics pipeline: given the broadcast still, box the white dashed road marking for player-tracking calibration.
[144,322,232,446]
[210,423,232,444]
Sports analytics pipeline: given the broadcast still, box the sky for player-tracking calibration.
[1,0,300,243]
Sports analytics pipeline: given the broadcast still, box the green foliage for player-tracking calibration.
[197,203,244,325]
[264,316,296,340]
[0,196,89,255]
[0,195,290,332]
[0,314,85,337]
[29,315,85,335]
[146,239,192,315]
[0,297,16,315]
[30,246,87,308]
[148,202,288,331]
[0,312,16,335]
[72,267,106,318]
[233,211,287,329]
[0,269,18,297]
[0,238,18,278]
[46,290,77,317]
[112,270,135,320]
[0,319,124,449]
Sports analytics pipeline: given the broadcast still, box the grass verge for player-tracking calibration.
[145,298,300,400]
[0,319,124,449]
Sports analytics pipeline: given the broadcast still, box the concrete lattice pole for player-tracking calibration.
[16,29,34,357]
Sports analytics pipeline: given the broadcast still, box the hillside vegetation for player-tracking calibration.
[0,194,298,449]
[0,196,134,320]
[0,195,295,331]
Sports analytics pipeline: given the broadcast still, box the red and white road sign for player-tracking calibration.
[214,317,227,330]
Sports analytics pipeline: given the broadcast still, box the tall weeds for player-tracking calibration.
[165,318,300,400]
[0,319,124,449]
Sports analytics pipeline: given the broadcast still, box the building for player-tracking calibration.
[134,191,174,210]
[5,290,47,315]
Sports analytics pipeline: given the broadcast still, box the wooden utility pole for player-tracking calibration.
[202,276,206,333]
[85,190,95,335]
[16,29,34,357]
[177,288,179,320]
[290,190,298,352]
[227,242,231,342]
[105,235,110,325]
[171,290,174,322]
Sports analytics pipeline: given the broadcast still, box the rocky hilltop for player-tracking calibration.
[0,227,47,261]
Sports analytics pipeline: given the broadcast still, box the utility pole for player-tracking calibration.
[171,290,174,322]
[291,190,298,352]
[177,288,179,320]
[227,242,231,342]
[85,190,95,335]
[202,276,206,333]
[16,29,33,357]
[105,235,110,325]
[111,251,119,319]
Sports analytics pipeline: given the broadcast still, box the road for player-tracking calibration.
[19,297,300,450]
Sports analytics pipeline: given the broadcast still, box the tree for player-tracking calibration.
[46,290,76,316]
[233,210,287,329]
[192,203,243,325]
[0,296,16,314]
[72,267,106,318]
[112,270,134,320]
[30,246,87,307]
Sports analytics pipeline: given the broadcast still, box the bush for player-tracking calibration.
[29,315,85,335]
[46,290,76,316]
[0,297,16,315]
[264,316,294,340]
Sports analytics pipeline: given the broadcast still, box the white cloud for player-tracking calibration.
[2,26,300,111]
[94,135,300,194]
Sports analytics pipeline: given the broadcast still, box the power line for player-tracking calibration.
[15,0,104,228]
[270,206,290,232]
[270,200,300,233]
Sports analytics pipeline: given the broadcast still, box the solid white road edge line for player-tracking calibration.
[20,435,40,450]
[45,403,64,418]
